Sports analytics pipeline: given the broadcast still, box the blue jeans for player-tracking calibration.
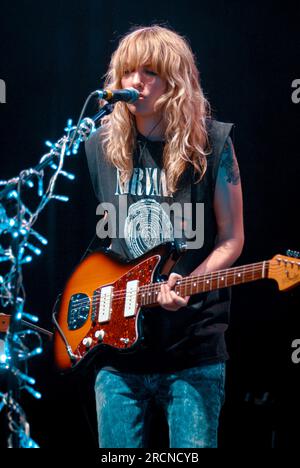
[94,362,225,448]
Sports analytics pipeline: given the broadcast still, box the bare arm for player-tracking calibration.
[158,138,244,310]
[191,137,244,276]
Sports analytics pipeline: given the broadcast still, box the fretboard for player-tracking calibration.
[138,260,270,306]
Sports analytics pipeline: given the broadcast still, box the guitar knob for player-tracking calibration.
[120,338,130,344]
[95,329,105,341]
[82,337,93,348]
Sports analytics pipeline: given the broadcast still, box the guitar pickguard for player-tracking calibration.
[75,255,159,356]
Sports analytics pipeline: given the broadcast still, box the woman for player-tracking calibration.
[85,24,244,448]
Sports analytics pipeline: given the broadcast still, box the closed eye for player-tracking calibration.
[145,69,157,76]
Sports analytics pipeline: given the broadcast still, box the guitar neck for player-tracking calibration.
[139,260,270,306]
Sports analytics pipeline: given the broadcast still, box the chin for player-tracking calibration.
[127,101,151,115]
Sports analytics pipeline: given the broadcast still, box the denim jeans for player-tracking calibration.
[94,362,225,448]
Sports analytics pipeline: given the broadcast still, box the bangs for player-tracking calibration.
[107,26,197,89]
[113,29,168,78]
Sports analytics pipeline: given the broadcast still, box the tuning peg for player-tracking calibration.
[286,249,300,258]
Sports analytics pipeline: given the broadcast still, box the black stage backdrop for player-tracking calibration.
[0,0,299,448]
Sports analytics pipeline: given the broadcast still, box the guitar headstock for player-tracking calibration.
[268,253,300,291]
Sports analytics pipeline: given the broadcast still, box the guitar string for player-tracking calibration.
[70,260,299,309]
[70,262,270,306]
[89,264,273,305]
[68,260,297,309]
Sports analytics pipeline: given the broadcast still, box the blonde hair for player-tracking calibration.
[101,25,211,194]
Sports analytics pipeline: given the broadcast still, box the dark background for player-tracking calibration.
[0,0,299,448]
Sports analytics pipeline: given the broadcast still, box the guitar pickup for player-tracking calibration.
[98,285,114,323]
[124,280,139,318]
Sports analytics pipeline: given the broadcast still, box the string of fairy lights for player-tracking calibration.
[0,107,97,447]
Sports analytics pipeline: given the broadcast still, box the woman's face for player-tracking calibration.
[120,64,167,118]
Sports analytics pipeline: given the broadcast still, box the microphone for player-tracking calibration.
[94,87,140,103]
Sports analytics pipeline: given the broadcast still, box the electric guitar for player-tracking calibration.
[53,243,300,372]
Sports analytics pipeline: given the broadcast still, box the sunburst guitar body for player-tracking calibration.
[53,244,300,372]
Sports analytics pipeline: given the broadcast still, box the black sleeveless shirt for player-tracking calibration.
[85,119,234,372]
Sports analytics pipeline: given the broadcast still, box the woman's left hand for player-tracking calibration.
[157,273,190,311]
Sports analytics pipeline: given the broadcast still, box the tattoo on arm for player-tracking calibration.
[220,140,240,185]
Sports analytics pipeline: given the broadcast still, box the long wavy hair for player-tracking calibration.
[100,25,211,194]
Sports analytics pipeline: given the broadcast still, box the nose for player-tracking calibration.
[131,71,143,89]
